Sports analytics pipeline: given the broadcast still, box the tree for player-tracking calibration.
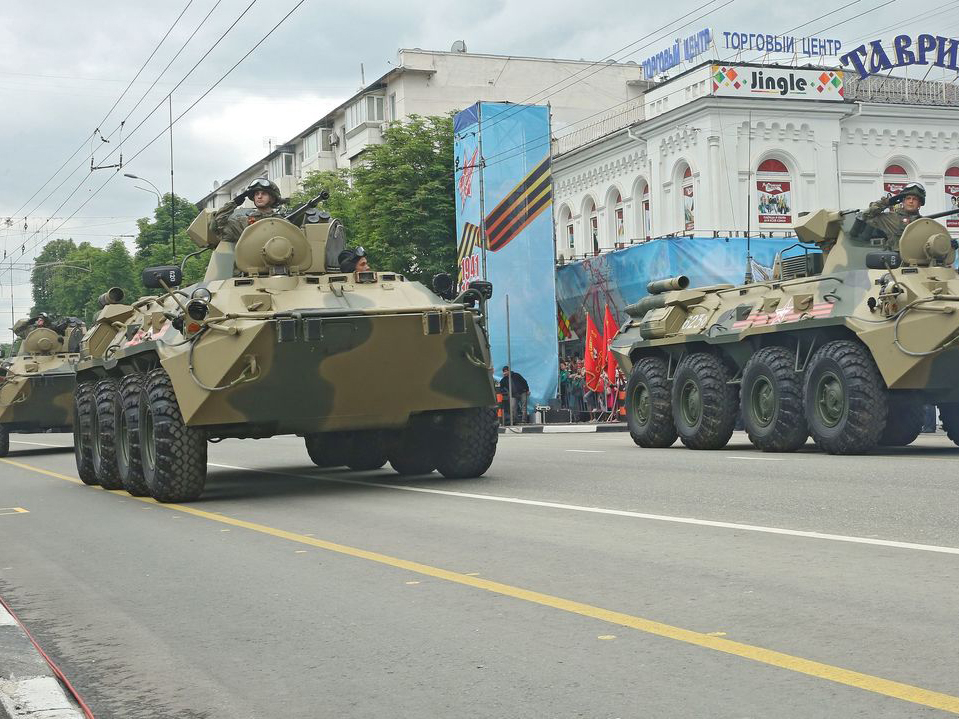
[47,240,137,325]
[287,115,457,284]
[30,238,77,316]
[352,115,456,284]
[134,193,203,285]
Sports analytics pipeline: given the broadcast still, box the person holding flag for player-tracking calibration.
[603,305,620,414]
[583,312,605,420]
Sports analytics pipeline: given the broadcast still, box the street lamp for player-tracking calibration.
[124,172,175,260]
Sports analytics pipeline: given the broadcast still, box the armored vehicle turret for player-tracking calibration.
[74,202,498,501]
[0,315,84,456]
[611,207,959,454]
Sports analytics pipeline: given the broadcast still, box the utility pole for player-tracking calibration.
[169,94,176,262]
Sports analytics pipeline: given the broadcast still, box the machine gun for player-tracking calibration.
[284,190,330,227]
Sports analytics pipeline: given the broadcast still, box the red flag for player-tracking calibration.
[584,313,604,392]
[604,305,619,383]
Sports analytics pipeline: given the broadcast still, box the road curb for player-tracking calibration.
[0,600,84,719]
[499,422,628,434]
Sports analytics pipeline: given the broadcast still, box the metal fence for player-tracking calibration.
[553,97,645,157]
[844,75,959,106]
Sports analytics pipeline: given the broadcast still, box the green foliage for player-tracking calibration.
[27,193,201,324]
[289,115,456,284]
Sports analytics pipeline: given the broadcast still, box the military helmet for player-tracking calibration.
[245,177,283,205]
[900,183,926,206]
[337,246,367,272]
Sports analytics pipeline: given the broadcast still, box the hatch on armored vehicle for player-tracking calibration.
[0,315,84,457]
[610,208,959,455]
[74,198,499,501]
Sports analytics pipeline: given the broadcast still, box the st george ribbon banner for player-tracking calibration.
[453,102,558,406]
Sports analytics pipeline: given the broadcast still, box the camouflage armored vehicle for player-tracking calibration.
[0,316,84,456]
[74,201,498,502]
[612,207,959,455]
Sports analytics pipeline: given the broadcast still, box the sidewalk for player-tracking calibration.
[499,421,628,434]
[0,600,84,719]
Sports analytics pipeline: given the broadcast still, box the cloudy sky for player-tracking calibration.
[0,0,956,334]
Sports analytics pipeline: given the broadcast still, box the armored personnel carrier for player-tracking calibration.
[612,208,959,454]
[74,201,498,501]
[0,316,84,456]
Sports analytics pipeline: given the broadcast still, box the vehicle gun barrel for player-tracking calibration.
[284,190,330,226]
[97,287,125,308]
[646,275,689,295]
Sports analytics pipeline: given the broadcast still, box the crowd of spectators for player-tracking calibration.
[558,355,624,422]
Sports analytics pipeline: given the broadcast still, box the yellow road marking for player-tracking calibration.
[598,635,617,640]
[0,507,28,515]
[4,457,959,715]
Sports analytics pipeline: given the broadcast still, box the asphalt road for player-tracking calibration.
[1,430,958,718]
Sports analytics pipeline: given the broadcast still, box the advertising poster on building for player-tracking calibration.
[711,65,844,100]
[453,102,557,406]
[683,185,695,231]
[946,182,959,228]
[757,180,791,223]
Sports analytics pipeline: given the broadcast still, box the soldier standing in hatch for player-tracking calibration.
[856,183,925,251]
[209,178,285,247]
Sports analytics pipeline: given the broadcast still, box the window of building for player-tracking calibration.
[681,165,694,231]
[567,222,575,249]
[756,158,792,225]
[388,93,397,123]
[639,183,651,240]
[585,199,599,254]
[883,163,910,196]
[320,128,332,152]
[304,132,317,158]
[269,152,294,179]
[613,191,624,244]
[945,166,959,228]
[346,95,385,132]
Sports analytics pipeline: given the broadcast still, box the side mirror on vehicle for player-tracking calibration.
[432,272,454,299]
[142,265,183,289]
[865,252,901,270]
[468,280,493,300]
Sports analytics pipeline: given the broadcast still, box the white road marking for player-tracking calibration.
[0,676,84,718]
[10,440,70,448]
[542,425,597,433]
[726,456,787,461]
[207,462,959,556]
[0,604,17,626]
[564,449,604,453]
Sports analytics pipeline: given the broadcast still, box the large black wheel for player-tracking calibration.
[92,379,123,489]
[625,356,677,448]
[803,340,887,455]
[304,432,347,468]
[434,407,498,479]
[741,346,807,452]
[139,368,207,502]
[341,430,389,471]
[878,398,925,447]
[671,352,738,450]
[0,425,8,457]
[73,382,97,485]
[938,403,959,446]
[116,373,149,496]
[388,425,436,475]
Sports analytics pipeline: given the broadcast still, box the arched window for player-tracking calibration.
[613,191,625,245]
[586,198,599,254]
[883,164,910,197]
[945,166,959,229]
[642,184,651,240]
[558,205,574,252]
[680,165,694,231]
[756,158,792,225]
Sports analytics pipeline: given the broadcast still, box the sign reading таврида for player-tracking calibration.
[711,65,844,100]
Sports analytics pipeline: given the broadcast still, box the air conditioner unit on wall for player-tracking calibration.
[328,131,340,146]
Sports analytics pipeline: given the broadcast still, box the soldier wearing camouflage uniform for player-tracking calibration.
[209,178,284,247]
[856,183,925,251]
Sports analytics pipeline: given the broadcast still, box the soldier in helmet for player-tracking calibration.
[855,183,925,251]
[209,178,285,247]
[337,246,370,273]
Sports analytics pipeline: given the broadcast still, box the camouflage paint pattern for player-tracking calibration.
[0,326,80,431]
[610,210,959,403]
[77,210,497,436]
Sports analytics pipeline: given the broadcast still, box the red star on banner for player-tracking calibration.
[458,146,479,210]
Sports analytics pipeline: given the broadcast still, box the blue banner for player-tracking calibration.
[454,103,558,406]
[556,236,811,340]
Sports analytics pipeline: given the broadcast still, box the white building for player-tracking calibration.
[553,61,959,262]
[198,45,651,210]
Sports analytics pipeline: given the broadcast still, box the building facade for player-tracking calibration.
[198,46,651,210]
[553,62,959,262]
